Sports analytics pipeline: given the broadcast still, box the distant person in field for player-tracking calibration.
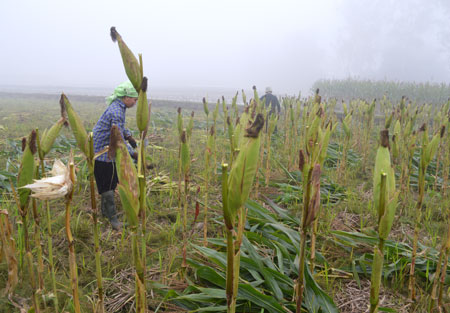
[260,86,281,116]
[93,81,138,230]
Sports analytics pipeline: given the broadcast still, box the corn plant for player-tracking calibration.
[296,100,333,311]
[203,97,209,134]
[180,129,190,268]
[222,113,264,313]
[111,25,152,311]
[429,213,450,311]
[370,130,398,313]
[409,123,442,300]
[337,102,353,177]
[203,125,214,246]
[24,156,80,312]
[61,93,105,312]
[36,102,67,311]
[252,87,265,197]
[15,130,40,312]
[0,209,18,296]
[65,158,81,313]
[110,125,145,313]
[110,27,142,92]
[265,113,278,186]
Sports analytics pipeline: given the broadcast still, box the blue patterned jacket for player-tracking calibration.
[93,99,134,162]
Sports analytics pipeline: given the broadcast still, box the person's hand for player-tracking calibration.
[126,136,137,149]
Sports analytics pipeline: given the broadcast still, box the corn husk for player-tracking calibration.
[373,130,398,240]
[111,125,139,227]
[136,77,149,132]
[40,101,68,157]
[221,164,232,230]
[227,114,264,216]
[187,112,194,140]
[342,113,352,138]
[18,131,37,208]
[303,163,321,228]
[177,108,183,137]
[180,130,190,175]
[61,94,88,156]
[21,159,73,200]
[110,27,142,92]
[203,97,209,116]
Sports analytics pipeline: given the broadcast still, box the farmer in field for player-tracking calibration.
[93,81,138,230]
[260,87,281,116]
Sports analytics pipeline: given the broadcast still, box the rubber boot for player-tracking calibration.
[101,190,122,231]
[100,193,107,218]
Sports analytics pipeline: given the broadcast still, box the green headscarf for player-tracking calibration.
[106,81,139,105]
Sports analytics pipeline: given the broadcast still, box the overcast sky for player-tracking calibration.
[1,0,450,97]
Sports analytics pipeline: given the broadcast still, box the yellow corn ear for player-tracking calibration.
[111,125,139,227]
[136,77,149,132]
[227,114,264,215]
[180,130,190,175]
[110,27,142,92]
[61,94,88,156]
[18,131,37,209]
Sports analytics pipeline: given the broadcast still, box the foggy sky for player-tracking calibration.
[1,0,449,97]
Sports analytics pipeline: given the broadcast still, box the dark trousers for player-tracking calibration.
[94,160,118,194]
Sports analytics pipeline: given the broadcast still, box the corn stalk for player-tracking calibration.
[370,130,398,313]
[110,125,145,313]
[62,94,105,312]
[409,124,442,300]
[36,103,67,311]
[223,114,264,313]
[0,210,18,297]
[65,158,81,313]
[16,130,40,312]
[203,126,214,246]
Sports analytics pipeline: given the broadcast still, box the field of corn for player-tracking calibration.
[1,28,450,313]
